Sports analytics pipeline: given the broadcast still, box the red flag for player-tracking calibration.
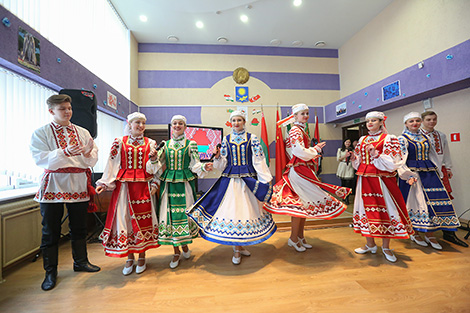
[260,112,270,166]
[275,110,288,183]
[314,112,320,143]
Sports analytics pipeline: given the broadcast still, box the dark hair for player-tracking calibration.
[421,110,437,119]
[47,94,72,109]
[341,138,352,152]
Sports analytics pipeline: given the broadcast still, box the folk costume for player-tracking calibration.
[31,120,100,290]
[351,112,414,239]
[420,127,454,199]
[264,117,350,219]
[398,113,460,233]
[154,129,207,247]
[97,134,160,257]
[187,128,277,246]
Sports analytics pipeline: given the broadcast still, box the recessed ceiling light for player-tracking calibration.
[240,15,248,23]
[217,37,228,43]
[196,21,204,28]
[314,41,326,47]
[139,15,148,22]
[167,35,179,42]
[292,40,303,47]
[293,0,302,7]
[270,39,281,46]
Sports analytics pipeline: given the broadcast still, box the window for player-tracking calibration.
[0,67,55,193]
[0,0,130,98]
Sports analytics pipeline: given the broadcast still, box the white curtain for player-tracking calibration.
[0,67,55,190]
[94,110,126,173]
[0,0,130,98]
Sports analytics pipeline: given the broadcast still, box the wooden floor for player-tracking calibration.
[1,225,470,313]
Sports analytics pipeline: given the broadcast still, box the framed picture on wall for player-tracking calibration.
[336,102,347,117]
[382,80,401,101]
[18,27,40,73]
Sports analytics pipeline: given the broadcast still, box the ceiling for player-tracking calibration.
[110,0,393,49]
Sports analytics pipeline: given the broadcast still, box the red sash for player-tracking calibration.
[44,167,97,212]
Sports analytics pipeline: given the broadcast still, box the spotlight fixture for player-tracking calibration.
[240,15,248,23]
[139,15,148,22]
[314,41,326,47]
[217,37,228,43]
[167,35,179,42]
[270,39,281,46]
[196,21,204,28]
[293,0,302,6]
[292,40,303,47]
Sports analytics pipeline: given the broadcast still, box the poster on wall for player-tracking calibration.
[107,91,117,110]
[18,27,40,73]
[336,102,347,117]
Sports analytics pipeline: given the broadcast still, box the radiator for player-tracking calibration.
[0,198,42,281]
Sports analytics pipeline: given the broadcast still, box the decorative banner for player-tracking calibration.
[237,106,248,117]
[18,27,40,73]
[107,91,117,110]
[235,86,249,103]
[225,121,232,127]
[224,94,234,102]
[336,102,347,117]
[252,108,261,115]
[251,118,260,126]
[249,95,260,103]
[226,108,235,113]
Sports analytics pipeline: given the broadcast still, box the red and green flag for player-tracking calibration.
[260,112,270,166]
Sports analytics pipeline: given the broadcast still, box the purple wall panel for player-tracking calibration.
[0,6,133,121]
[139,70,339,90]
[325,40,470,123]
[139,43,338,58]
[139,106,202,124]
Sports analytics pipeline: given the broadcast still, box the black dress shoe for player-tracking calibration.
[73,261,101,272]
[41,269,57,291]
[443,232,469,247]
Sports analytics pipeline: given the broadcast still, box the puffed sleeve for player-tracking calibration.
[336,148,343,162]
[250,134,273,184]
[145,139,161,174]
[351,137,364,170]
[189,140,209,178]
[213,137,228,171]
[96,138,122,190]
[397,136,419,180]
[372,134,406,172]
[289,127,320,161]
[440,132,452,169]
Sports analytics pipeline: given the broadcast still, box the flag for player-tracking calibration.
[314,110,320,143]
[275,109,288,183]
[260,112,270,166]
[224,94,234,102]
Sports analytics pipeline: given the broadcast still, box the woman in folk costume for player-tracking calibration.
[264,103,350,253]
[187,110,276,265]
[349,111,414,263]
[96,112,160,275]
[154,115,213,269]
[397,112,460,250]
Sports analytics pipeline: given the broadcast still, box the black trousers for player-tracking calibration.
[40,201,88,249]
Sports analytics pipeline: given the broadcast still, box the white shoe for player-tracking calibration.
[424,236,442,250]
[354,244,377,254]
[298,237,313,249]
[169,254,180,269]
[410,235,428,247]
[135,258,146,274]
[287,238,306,252]
[382,248,397,263]
[182,249,191,259]
[122,259,134,276]
[233,246,251,256]
[232,249,241,265]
